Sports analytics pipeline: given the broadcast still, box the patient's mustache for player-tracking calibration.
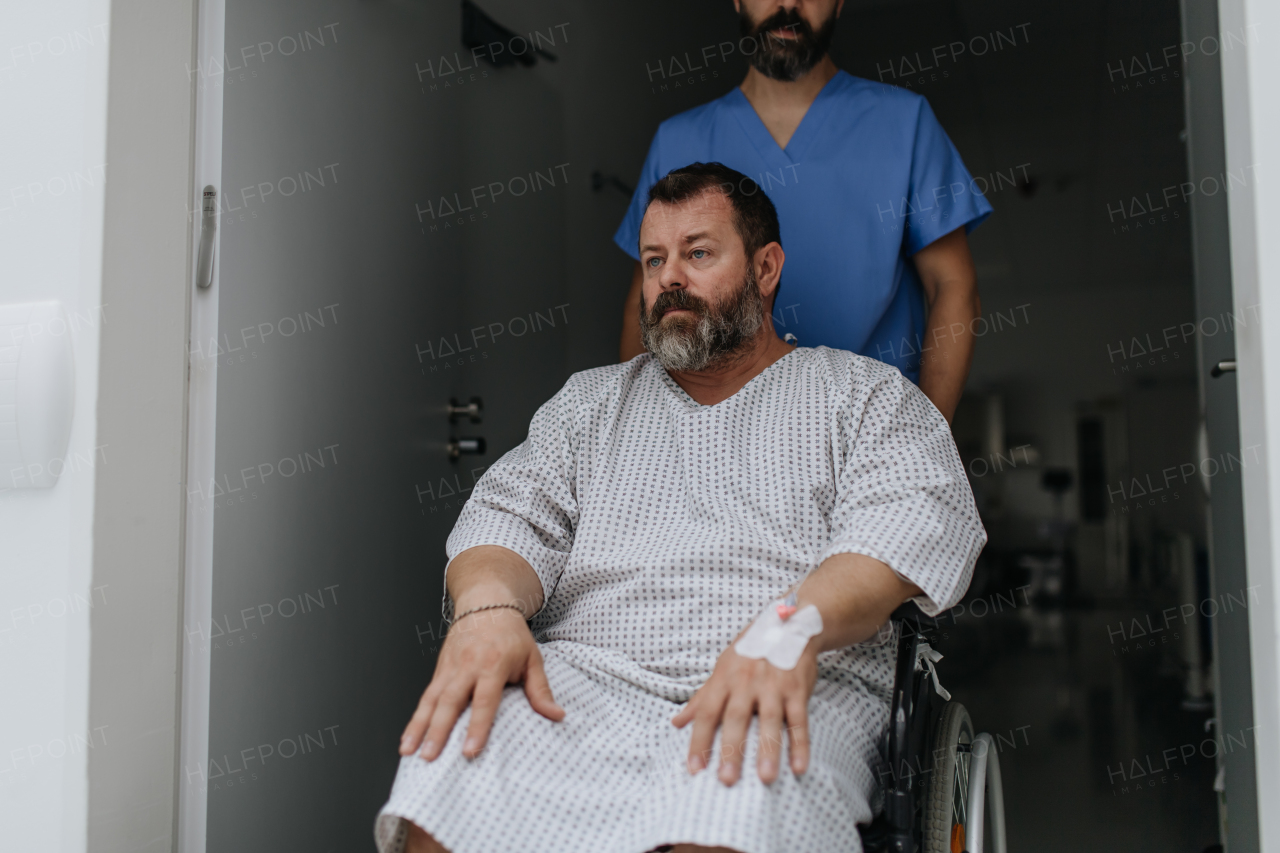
[646,289,710,325]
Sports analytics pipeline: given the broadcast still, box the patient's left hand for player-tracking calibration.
[671,639,818,786]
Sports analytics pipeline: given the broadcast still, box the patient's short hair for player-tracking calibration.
[645,162,782,261]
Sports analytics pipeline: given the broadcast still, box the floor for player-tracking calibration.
[933,601,1221,853]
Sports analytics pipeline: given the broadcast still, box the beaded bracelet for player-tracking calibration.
[451,602,528,627]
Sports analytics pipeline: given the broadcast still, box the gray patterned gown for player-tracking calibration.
[375,347,986,853]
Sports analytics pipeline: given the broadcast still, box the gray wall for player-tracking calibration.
[205,4,749,847]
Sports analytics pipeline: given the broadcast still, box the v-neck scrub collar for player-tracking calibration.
[724,72,844,165]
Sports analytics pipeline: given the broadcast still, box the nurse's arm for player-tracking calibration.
[619,261,646,361]
[913,227,980,423]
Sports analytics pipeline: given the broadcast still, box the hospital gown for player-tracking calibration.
[375,346,986,853]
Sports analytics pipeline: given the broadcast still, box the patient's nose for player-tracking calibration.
[658,266,687,292]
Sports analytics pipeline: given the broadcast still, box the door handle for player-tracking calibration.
[447,437,486,460]
[448,396,483,423]
[1211,359,1236,378]
[196,185,217,289]
[445,397,484,458]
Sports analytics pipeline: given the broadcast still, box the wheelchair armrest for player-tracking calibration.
[889,601,946,634]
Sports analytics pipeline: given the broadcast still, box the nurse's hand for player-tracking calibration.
[399,606,564,761]
[672,638,818,786]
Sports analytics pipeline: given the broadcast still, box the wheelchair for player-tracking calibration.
[858,606,1008,853]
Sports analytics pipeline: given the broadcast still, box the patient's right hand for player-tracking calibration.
[398,606,564,761]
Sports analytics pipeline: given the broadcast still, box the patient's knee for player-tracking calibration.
[404,820,449,853]
[406,822,737,853]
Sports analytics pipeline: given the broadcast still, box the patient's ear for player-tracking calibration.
[753,242,785,298]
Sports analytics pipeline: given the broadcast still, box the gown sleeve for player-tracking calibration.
[443,380,580,623]
[819,359,986,615]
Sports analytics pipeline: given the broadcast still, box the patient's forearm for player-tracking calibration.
[447,545,545,618]
[793,553,922,652]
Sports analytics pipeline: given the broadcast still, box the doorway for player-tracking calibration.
[184,1,1254,851]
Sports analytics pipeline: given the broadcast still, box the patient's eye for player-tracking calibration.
[691,249,708,259]
[647,257,661,268]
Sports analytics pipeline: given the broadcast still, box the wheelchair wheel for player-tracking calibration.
[922,702,974,853]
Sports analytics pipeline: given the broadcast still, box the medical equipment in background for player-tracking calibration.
[196,186,217,289]
[1172,532,1212,711]
[0,301,76,490]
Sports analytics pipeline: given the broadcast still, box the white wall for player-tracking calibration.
[0,3,111,852]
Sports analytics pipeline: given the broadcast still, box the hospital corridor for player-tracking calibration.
[3,1,1278,852]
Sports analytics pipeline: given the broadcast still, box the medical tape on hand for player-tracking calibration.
[733,599,824,671]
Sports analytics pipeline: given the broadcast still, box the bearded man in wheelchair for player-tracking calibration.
[373,163,986,853]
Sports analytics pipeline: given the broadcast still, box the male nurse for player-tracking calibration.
[615,0,992,422]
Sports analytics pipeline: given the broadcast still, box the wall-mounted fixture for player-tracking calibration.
[446,396,484,460]
[462,0,557,68]
[448,396,483,423]
[0,301,76,489]
[447,437,486,460]
[591,171,635,197]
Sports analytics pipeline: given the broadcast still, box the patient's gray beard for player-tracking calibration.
[640,270,765,372]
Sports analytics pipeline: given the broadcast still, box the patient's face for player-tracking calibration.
[637,190,764,372]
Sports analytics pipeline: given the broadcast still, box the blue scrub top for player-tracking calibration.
[614,71,992,383]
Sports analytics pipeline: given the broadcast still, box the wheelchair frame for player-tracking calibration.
[859,610,1007,853]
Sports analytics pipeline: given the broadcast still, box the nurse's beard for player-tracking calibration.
[639,269,765,373]
[739,7,837,82]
